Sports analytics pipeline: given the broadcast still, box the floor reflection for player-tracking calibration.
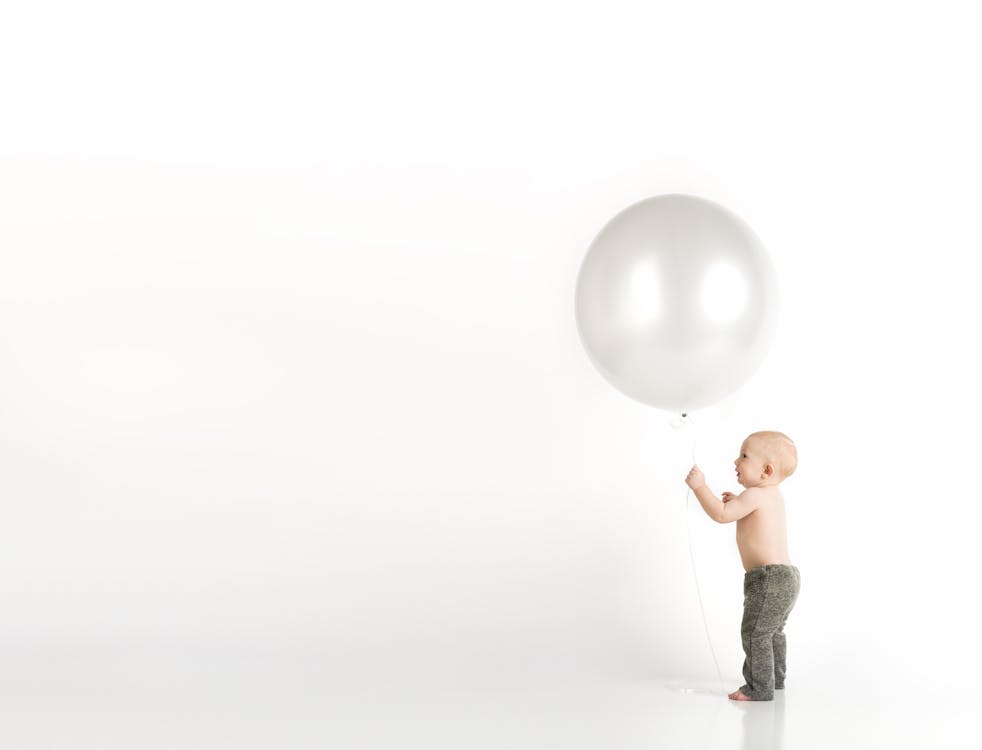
[0,645,972,749]
[736,690,786,750]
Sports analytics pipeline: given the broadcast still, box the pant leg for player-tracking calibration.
[740,574,775,698]
[773,625,787,689]
[773,566,801,689]
[739,565,800,700]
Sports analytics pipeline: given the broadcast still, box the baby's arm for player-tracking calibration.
[685,466,762,523]
[715,488,763,523]
[692,483,725,522]
[686,465,726,522]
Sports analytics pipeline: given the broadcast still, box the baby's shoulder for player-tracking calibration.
[743,486,783,503]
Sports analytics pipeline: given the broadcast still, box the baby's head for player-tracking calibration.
[734,431,797,488]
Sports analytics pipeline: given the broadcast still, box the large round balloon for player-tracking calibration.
[575,194,779,412]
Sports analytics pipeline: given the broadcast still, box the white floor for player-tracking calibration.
[0,642,973,749]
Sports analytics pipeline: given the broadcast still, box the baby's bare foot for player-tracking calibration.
[728,688,753,701]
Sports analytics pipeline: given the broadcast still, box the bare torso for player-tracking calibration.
[735,486,791,572]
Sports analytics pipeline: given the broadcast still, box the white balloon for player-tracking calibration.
[575,194,779,413]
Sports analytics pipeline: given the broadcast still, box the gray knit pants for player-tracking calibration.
[739,564,800,700]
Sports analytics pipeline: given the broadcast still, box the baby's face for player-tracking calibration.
[733,438,771,488]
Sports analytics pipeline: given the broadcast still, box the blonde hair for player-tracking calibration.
[748,431,797,480]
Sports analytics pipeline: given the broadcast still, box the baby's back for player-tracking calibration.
[735,486,790,572]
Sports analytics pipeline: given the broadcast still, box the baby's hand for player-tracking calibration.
[721,491,736,503]
[685,465,705,490]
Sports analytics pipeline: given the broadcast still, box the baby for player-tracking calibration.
[685,431,800,702]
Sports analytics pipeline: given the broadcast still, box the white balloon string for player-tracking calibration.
[681,414,727,695]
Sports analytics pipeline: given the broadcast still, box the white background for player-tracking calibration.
[1,1,980,747]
